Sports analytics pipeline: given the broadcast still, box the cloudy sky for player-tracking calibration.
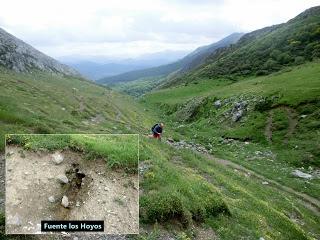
[0,0,319,59]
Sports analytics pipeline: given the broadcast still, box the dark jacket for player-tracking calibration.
[152,124,163,134]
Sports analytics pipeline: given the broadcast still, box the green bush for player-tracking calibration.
[140,191,191,225]
[277,52,293,64]
[256,70,269,76]
[254,98,273,112]
[175,97,207,122]
[33,124,52,134]
[263,59,279,70]
[294,56,305,64]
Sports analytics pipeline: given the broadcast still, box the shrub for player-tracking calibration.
[294,56,305,65]
[277,52,293,64]
[254,98,273,112]
[34,124,52,134]
[256,70,269,76]
[140,191,191,225]
[263,59,279,70]
[312,43,320,58]
[175,97,206,122]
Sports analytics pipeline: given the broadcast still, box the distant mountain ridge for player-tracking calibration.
[98,32,244,85]
[178,32,245,73]
[67,61,150,80]
[59,50,189,80]
[0,27,80,76]
[164,5,320,87]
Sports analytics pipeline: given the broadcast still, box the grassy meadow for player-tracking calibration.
[141,62,320,200]
[0,62,320,239]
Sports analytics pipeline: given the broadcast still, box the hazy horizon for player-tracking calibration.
[1,0,319,60]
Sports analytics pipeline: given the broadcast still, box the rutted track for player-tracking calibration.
[166,139,320,215]
[206,154,320,215]
[264,106,298,144]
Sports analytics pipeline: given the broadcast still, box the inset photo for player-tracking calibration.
[5,134,139,234]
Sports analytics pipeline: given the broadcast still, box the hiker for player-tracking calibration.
[150,123,164,140]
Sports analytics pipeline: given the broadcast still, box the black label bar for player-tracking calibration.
[41,220,104,232]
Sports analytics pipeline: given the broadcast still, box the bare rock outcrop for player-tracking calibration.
[0,27,80,76]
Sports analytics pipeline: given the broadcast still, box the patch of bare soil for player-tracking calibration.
[283,106,298,144]
[265,111,273,143]
[82,114,106,126]
[266,106,298,144]
[90,114,105,124]
[5,146,138,235]
[75,94,85,113]
[194,226,219,240]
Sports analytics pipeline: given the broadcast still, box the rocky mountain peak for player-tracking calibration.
[0,27,80,76]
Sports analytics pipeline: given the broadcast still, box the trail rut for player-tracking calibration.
[166,139,320,216]
[283,106,298,144]
[264,106,298,144]
[265,111,273,143]
[205,154,320,215]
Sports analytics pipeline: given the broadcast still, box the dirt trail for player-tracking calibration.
[265,111,273,143]
[283,106,298,144]
[112,103,124,123]
[205,154,320,215]
[265,106,298,144]
[5,146,139,234]
[76,95,85,112]
[166,140,320,215]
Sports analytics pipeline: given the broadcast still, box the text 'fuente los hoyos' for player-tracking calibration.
[41,220,104,232]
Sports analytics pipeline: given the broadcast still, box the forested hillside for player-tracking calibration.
[163,6,320,87]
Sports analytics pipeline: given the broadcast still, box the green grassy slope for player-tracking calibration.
[142,62,320,199]
[0,68,153,149]
[144,62,320,106]
[1,63,320,239]
[98,61,182,85]
[138,138,320,239]
[0,68,150,238]
[0,68,233,239]
[112,75,166,97]
[134,7,320,235]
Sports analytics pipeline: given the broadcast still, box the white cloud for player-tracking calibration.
[0,0,319,59]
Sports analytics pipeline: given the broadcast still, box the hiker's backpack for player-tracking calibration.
[151,124,158,132]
